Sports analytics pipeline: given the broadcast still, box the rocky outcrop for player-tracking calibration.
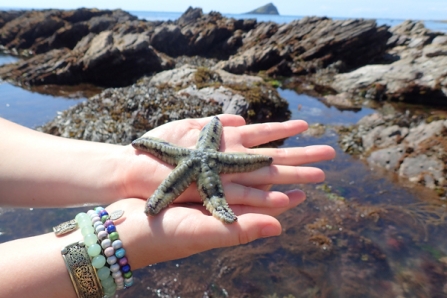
[331,21,447,106]
[245,3,279,15]
[0,8,391,88]
[0,31,174,87]
[217,17,390,75]
[339,111,447,198]
[149,8,256,58]
[37,66,290,143]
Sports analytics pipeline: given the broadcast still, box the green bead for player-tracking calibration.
[97,266,110,280]
[87,244,101,257]
[101,215,108,223]
[75,212,89,224]
[92,255,106,269]
[77,218,92,229]
[123,271,132,278]
[109,232,119,241]
[84,234,98,247]
[81,225,94,236]
[103,283,116,297]
[101,275,114,287]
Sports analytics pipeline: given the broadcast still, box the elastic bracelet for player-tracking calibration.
[61,241,103,298]
[57,206,132,298]
[96,207,134,289]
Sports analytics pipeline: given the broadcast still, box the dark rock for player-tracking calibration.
[0,31,174,87]
[37,67,290,143]
[148,65,290,122]
[177,7,203,26]
[0,10,27,29]
[245,3,280,15]
[218,17,390,75]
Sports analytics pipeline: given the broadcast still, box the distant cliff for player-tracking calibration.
[245,3,279,15]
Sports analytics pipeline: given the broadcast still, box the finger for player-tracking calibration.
[238,120,308,148]
[250,145,336,165]
[228,165,326,185]
[233,188,305,217]
[223,185,290,207]
[193,114,246,128]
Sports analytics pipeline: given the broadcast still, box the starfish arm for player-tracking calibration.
[145,159,199,216]
[214,152,273,174]
[197,162,237,223]
[132,137,192,165]
[196,116,222,151]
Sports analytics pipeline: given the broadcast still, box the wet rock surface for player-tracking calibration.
[37,66,290,143]
[339,110,447,198]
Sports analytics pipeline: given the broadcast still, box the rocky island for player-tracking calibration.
[244,3,279,15]
[0,7,446,197]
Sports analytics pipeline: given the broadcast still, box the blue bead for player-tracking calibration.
[99,210,109,218]
[121,264,131,273]
[95,207,104,213]
[106,225,116,234]
[115,247,126,258]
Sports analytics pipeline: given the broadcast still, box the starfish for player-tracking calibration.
[131,116,273,223]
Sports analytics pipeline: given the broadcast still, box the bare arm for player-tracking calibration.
[0,115,335,208]
[0,117,128,207]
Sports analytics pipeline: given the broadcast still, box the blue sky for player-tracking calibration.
[3,0,447,20]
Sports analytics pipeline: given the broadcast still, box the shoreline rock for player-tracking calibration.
[0,8,390,89]
[37,66,290,143]
[339,110,447,198]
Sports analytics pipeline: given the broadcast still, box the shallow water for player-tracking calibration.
[0,57,446,297]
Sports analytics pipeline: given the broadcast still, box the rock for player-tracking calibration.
[177,85,249,114]
[37,69,290,143]
[0,31,174,87]
[321,92,362,111]
[0,8,137,54]
[367,145,406,170]
[177,7,203,26]
[432,35,447,45]
[37,78,223,144]
[362,125,408,151]
[399,154,444,185]
[332,20,447,106]
[148,65,290,122]
[404,119,446,145]
[245,3,280,15]
[218,17,390,76]
[339,112,447,197]
[331,53,447,105]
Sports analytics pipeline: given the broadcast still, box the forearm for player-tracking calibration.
[0,231,80,298]
[0,118,130,207]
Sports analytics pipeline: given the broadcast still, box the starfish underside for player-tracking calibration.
[131,116,273,223]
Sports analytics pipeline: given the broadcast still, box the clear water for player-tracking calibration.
[0,54,88,128]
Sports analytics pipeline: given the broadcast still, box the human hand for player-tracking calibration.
[121,114,335,210]
[106,195,304,269]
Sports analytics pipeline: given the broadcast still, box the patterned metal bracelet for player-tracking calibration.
[61,241,104,298]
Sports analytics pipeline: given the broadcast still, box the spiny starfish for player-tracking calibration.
[131,116,273,223]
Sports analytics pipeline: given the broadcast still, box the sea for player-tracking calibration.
[129,10,447,32]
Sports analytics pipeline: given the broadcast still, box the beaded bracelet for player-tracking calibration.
[95,207,134,289]
[58,206,133,298]
[76,210,117,297]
